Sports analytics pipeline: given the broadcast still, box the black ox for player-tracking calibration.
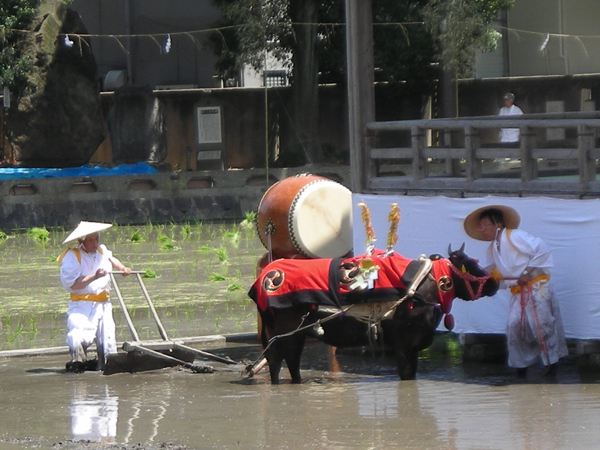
[248,245,499,383]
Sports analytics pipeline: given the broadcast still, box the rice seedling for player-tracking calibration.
[227,281,243,292]
[209,273,226,282]
[239,211,256,230]
[130,230,144,242]
[183,303,195,319]
[0,231,7,240]
[181,222,192,238]
[224,230,241,246]
[215,247,228,263]
[26,227,49,242]
[5,320,24,343]
[28,316,38,334]
[143,269,157,278]
[157,234,176,250]
[50,327,60,339]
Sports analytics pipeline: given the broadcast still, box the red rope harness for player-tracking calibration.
[518,284,549,359]
[447,262,493,300]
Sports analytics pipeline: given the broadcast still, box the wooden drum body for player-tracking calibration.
[256,174,353,259]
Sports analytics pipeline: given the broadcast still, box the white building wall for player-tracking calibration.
[506,0,600,76]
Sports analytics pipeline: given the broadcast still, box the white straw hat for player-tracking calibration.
[62,221,113,245]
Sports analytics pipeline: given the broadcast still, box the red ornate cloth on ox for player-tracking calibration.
[249,249,456,318]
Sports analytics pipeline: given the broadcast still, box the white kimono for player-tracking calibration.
[486,229,568,368]
[499,104,523,142]
[60,244,117,365]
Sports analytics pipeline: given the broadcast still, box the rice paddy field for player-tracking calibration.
[0,216,265,351]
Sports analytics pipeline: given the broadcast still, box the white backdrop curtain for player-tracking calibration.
[352,195,600,339]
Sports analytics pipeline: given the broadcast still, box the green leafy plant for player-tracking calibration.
[130,230,143,242]
[143,269,157,278]
[209,273,226,282]
[215,247,228,263]
[26,227,49,241]
[240,211,256,230]
[227,281,243,292]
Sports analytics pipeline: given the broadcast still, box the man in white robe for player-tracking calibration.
[498,92,523,144]
[464,205,568,377]
[59,222,131,373]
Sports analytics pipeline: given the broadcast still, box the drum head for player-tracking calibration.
[288,179,353,258]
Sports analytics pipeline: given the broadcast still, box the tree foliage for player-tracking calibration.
[207,1,514,162]
[0,0,39,98]
[422,0,514,78]
[208,0,513,87]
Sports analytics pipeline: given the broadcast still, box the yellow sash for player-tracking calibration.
[70,291,109,302]
[510,274,550,295]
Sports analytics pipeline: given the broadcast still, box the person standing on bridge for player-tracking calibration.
[58,221,131,373]
[463,205,568,378]
[498,92,523,145]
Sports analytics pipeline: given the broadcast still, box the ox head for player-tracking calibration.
[447,243,499,300]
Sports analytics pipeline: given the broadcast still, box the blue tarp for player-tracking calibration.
[0,162,159,180]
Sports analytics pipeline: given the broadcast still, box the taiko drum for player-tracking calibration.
[256,174,353,259]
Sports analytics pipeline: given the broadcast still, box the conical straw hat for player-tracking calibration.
[463,205,520,241]
[62,221,113,245]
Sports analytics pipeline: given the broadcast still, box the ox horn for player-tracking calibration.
[448,242,466,255]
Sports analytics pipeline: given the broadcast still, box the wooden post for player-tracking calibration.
[411,126,426,180]
[464,126,481,182]
[346,0,375,194]
[444,129,461,177]
[578,125,596,188]
[520,126,536,182]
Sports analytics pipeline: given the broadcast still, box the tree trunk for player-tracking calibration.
[279,0,323,166]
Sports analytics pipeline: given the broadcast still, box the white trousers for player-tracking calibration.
[66,300,117,365]
[506,281,568,368]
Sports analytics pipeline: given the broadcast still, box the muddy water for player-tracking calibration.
[2,338,600,450]
[3,224,600,449]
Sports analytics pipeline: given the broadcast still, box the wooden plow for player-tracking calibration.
[103,271,239,375]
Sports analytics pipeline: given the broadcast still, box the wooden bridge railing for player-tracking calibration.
[364,111,600,198]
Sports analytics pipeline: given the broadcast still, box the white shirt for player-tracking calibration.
[60,244,114,294]
[486,228,553,289]
[499,104,523,142]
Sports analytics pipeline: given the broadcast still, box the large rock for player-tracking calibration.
[5,1,105,168]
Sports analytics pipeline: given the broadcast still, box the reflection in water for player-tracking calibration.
[69,377,172,445]
[70,382,118,441]
[122,382,171,445]
[5,343,600,449]
[354,380,398,418]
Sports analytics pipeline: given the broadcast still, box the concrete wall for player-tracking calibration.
[0,165,350,231]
